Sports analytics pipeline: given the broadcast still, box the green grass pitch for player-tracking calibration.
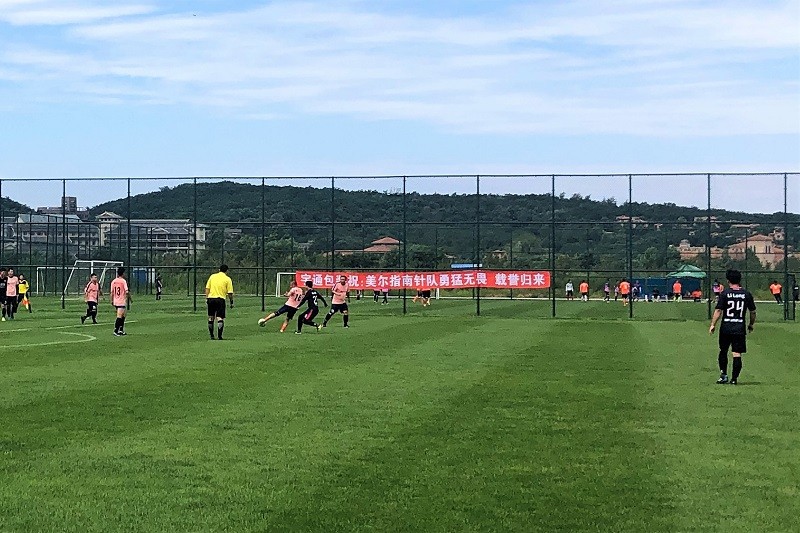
[1,296,797,532]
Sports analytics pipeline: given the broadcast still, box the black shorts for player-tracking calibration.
[274,305,298,319]
[622,294,629,300]
[331,303,348,313]
[719,332,747,354]
[300,307,319,322]
[421,290,432,299]
[566,290,573,297]
[581,292,588,297]
[86,301,98,311]
[207,297,226,318]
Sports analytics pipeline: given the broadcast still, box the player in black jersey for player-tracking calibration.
[0,269,7,322]
[709,269,756,385]
[296,281,328,334]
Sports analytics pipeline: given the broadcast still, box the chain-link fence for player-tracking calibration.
[1,174,797,321]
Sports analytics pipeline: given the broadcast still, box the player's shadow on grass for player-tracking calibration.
[735,381,763,386]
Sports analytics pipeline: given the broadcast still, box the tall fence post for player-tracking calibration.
[707,174,713,320]
[627,175,633,319]
[476,174,481,317]
[551,175,556,318]
[192,177,197,312]
[0,178,4,268]
[261,177,266,312]
[784,173,791,320]
[330,177,335,277]
[61,179,67,309]
[402,176,407,315]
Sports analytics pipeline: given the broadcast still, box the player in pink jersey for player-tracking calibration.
[4,268,19,319]
[109,267,130,336]
[322,275,350,328]
[258,280,305,332]
[81,273,102,324]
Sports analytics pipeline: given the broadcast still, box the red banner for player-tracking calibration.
[295,270,550,290]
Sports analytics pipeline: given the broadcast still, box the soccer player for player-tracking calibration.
[672,279,682,301]
[565,280,574,301]
[205,264,234,340]
[373,289,380,303]
[0,269,7,321]
[421,287,432,307]
[296,281,327,334]
[110,267,130,336]
[18,273,31,313]
[155,274,163,301]
[258,280,304,333]
[709,269,756,385]
[603,280,611,302]
[5,268,19,319]
[579,280,589,301]
[711,279,723,302]
[381,287,389,304]
[769,280,783,304]
[81,273,102,324]
[323,275,350,327]
[618,278,631,306]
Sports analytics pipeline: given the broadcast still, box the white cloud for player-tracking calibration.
[1,0,798,136]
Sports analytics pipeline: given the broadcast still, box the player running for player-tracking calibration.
[110,267,130,336]
[5,268,19,319]
[323,275,350,328]
[81,273,102,324]
[709,269,756,385]
[18,273,31,313]
[296,281,327,334]
[259,280,304,333]
[769,280,783,304]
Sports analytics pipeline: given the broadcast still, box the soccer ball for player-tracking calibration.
[258,318,266,327]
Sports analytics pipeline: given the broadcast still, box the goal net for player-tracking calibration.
[36,260,124,297]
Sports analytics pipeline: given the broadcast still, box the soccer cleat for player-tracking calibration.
[114,331,122,336]
[316,325,322,332]
[295,331,301,335]
[81,316,86,324]
[258,318,266,327]
[729,380,737,385]
[343,325,349,328]
[716,375,729,384]
[1,317,4,322]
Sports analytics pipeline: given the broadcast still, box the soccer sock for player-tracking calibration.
[718,351,729,375]
[323,310,334,324]
[208,320,215,338]
[280,322,287,333]
[732,357,742,380]
[114,317,122,332]
[343,314,349,327]
[120,316,126,332]
[217,320,224,339]
[297,316,303,332]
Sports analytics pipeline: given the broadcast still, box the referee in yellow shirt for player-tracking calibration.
[205,264,234,340]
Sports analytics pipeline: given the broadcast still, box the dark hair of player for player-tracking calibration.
[726,269,742,285]
[90,272,97,277]
[117,266,126,276]
[305,281,313,288]
[220,264,228,272]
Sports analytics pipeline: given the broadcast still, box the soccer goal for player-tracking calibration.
[36,260,124,297]
[275,271,297,297]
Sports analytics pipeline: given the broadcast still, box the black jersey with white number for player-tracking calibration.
[299,289,327,310]
[716,287,756,335]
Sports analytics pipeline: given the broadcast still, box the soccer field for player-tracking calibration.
[1,297,797,532]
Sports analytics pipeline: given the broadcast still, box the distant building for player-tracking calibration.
[96,211,207,254]
[329,236,402,256]
[674,239,724,261]
[36,196,91,221]
[727,234,785,268]
[6,213,101,253]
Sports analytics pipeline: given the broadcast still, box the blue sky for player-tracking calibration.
[1,0,798,213]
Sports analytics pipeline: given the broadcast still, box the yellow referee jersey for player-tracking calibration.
[206,272,233,299]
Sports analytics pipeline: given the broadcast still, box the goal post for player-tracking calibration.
[275,271,296,297]
[36,260,124,297]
